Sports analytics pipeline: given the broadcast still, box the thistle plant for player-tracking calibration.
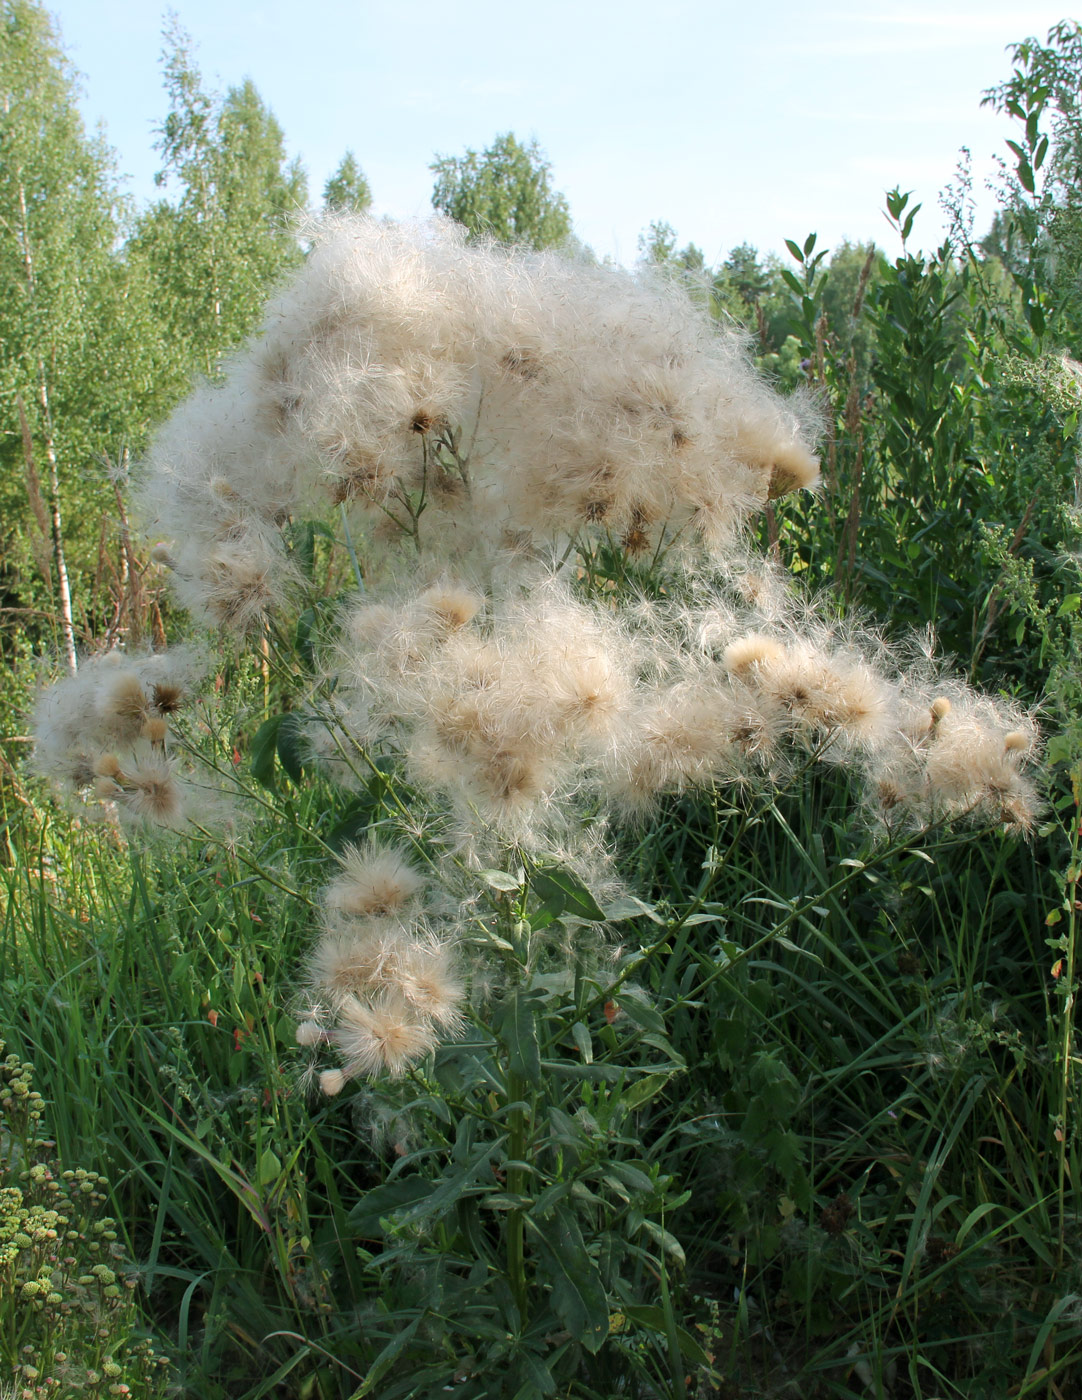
[24,217,1054,1395]
[31,217,1043,1088]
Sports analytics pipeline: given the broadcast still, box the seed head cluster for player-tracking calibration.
[313,566,1040,845]
[31,649,206,831]
[31,218,1044,1090]
[298,840,465,1088]
[139,217,820,628]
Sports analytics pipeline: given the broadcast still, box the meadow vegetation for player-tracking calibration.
[2,6,1082,1398]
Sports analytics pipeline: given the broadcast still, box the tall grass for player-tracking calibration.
[3,198,1082,1400]
[3,728,1079,1396]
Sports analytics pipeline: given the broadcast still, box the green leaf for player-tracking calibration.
[350,1314,422,1396]
[540,1059,622,1082]
[276,713,306,784]
[617,993,667,1035]
[780,267,805,297]
[326,794,378,848]
[249,715,283,791]
[954,1201,1000,1245]
[294,607,318,669]
[531,866,606,921]
[605,1161,655,1194]
[347,1177,435,1234]
[528,1204,610,1352]
[802,232,817,257]
[571,1021,593,1064]
[784,238,804,263]
[638,1217,686,1266]
[621,1305,711,1365]
[257,1148,282,1186]
[504,987,542,1083]
[480,868,523,892]
[513,1349,556,1397]
[622,1072,675,1110]
[603,895,662,923]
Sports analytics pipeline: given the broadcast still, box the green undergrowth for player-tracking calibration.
[1,753,1080,1398]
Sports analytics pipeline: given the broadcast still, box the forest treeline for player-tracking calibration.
[5,0,1080,704]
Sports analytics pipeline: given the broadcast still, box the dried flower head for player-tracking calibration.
[324,842,426,918]
[319,1068,347,1096]
[332,990,438,1078]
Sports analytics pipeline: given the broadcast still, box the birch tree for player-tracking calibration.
[128,20,308,388]
[0,0,124,670]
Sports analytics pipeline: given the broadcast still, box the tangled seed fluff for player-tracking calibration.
[32,218,1042,1088]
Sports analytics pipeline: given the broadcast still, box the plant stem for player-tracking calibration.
[1057,799,1081,1270]
[506,1069,528,1323]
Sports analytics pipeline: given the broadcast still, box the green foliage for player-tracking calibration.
[981,20,1082,346]
[639,219,706,278]
[0,3,313,664]
[127,19,307,384]
[756,197,1079,702]
[0,1040,171,1394]
[5,716,1080,1396]
[430,132,572,249]
[323,151,373,214]
[4,14,1082,1400]
[0,0,138,657]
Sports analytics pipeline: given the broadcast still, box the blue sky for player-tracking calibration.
[50,1,1072,265]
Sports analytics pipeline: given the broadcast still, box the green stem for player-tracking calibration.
[1057,801,1080,1270]
[339,502,365,593]
[506,1069,528,1323]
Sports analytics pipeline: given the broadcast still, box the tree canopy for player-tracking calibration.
[430,131,572,249]
[323,150,372,214]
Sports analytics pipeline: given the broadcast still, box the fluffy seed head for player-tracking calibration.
[416,583,483,631]
[332,990,438,1078]
[396,937,466,1031]
[319,1068,347,1096]
[151,682,185,716]
[142,717,169,744]
[723,634,787,676]
[309,925,398,1001]
[324,842,425,918]
[98,673,148,737]
[115,757,186,828]
[149,543,176,569]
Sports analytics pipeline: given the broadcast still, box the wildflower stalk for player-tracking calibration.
[1056,791,1081,1270]
[339,502,365,593]
[503,880,534,1323]
[506,1070,529,1322]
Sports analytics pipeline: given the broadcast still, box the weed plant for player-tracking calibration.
[0,1038,171,1397]
[3,202,1082,1400]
